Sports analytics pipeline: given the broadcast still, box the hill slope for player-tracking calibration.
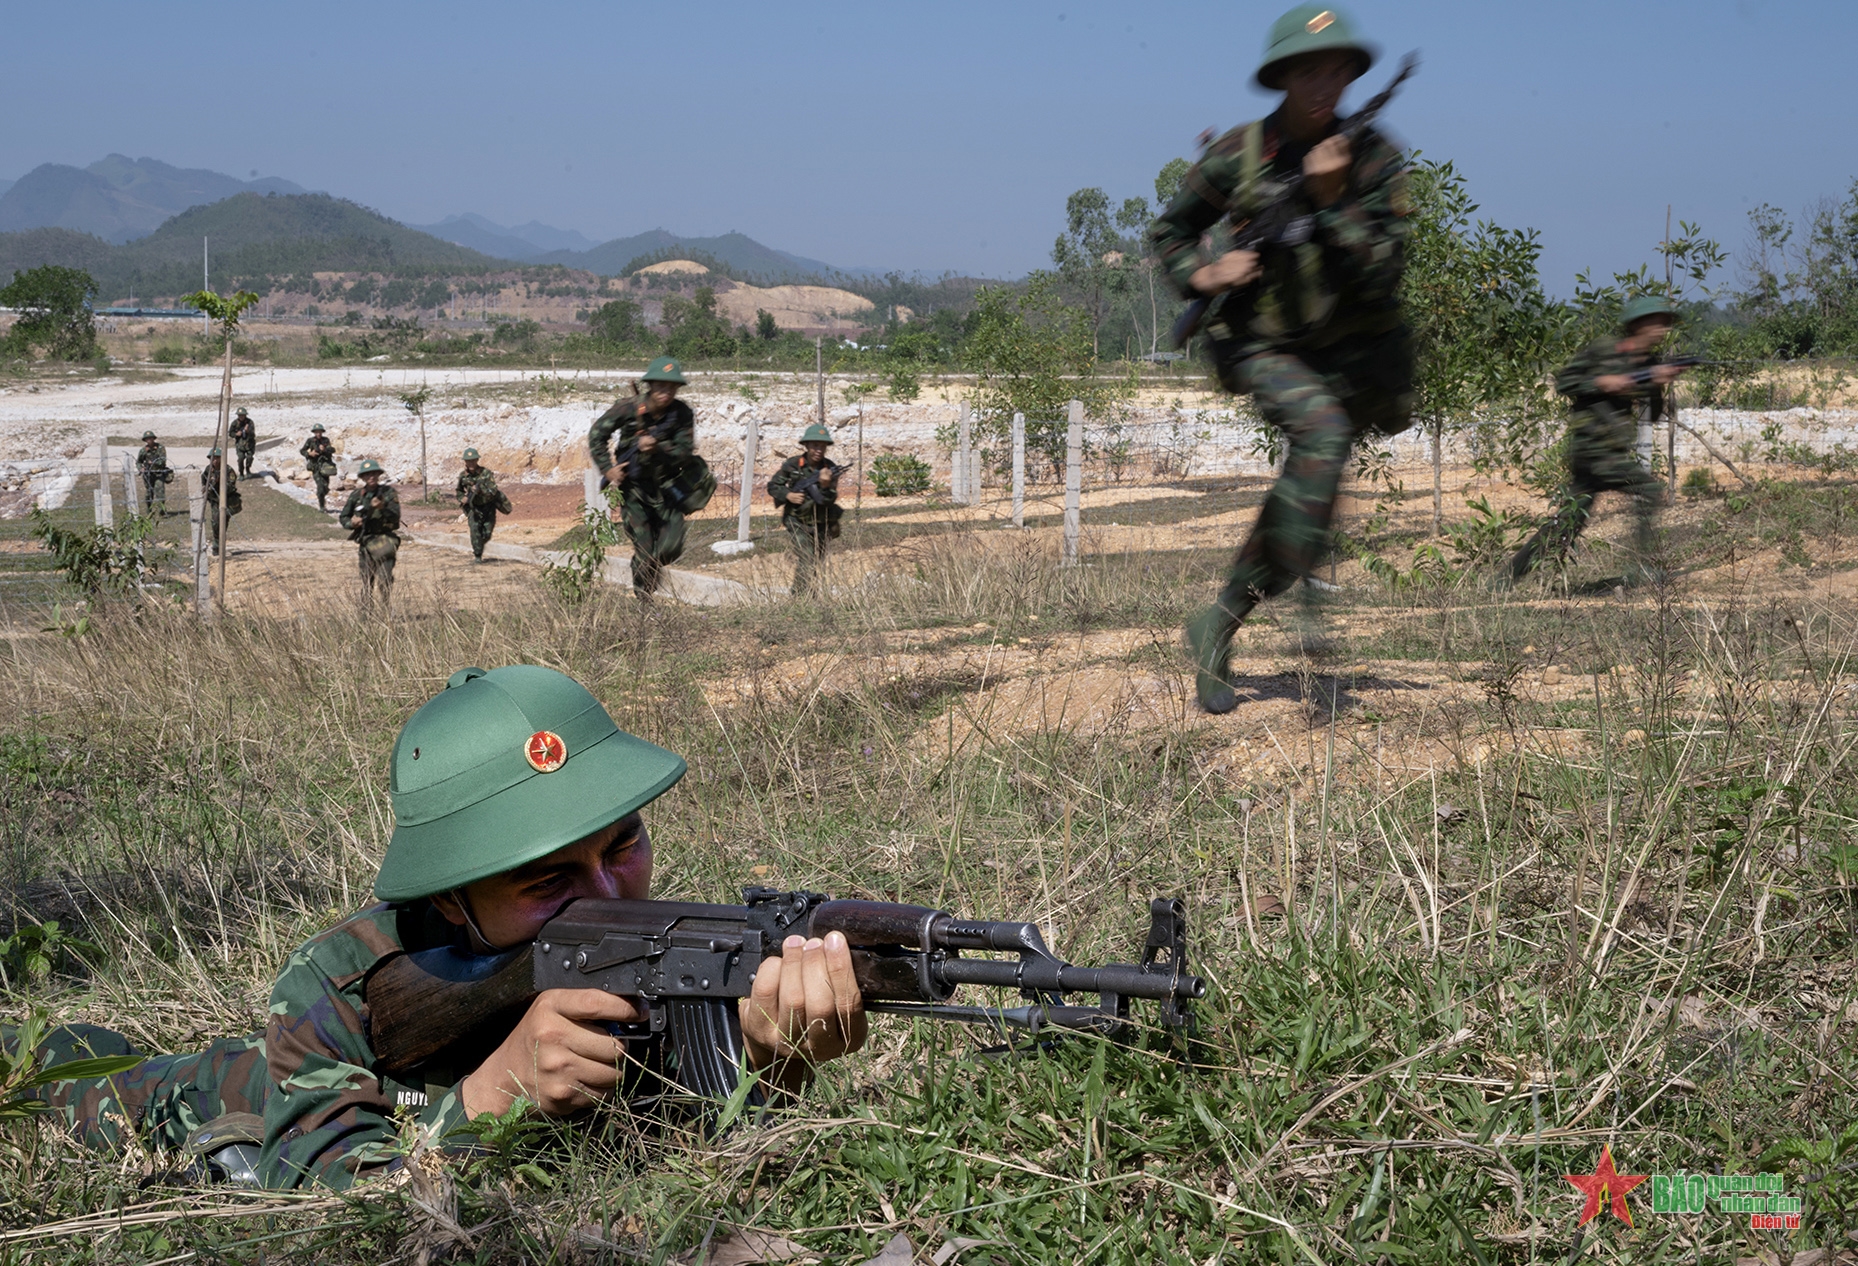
[0,193,504,299]
[538,229,859,282]
[408,213,599,260]
[0,156,306,243]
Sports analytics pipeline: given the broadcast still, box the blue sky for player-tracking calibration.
[6,0,1856,294]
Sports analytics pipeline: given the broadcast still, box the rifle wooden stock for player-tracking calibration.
[366,944,533,1075]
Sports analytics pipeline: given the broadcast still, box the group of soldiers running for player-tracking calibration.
[23,1,1706,1192]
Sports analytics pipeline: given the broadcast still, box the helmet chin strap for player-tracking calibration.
[450,888,505,954]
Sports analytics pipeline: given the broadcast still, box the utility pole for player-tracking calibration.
[1664,204,1679,505]
[202,238,209,337]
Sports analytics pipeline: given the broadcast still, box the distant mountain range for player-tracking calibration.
[409,216,869,281]
[0,156,307,243]
[0,154,880,289]
[404,213,602,261]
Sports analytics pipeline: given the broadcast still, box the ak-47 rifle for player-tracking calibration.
[367,889,1205,1100]
[787,458,842,507]
[1169,51,1419,350]
[1618,354,1710,388]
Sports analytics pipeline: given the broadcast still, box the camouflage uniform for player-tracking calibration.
[587,396,710,596]
[339,482,401,606]
[301,433,337,511]
[136,441,170,514]
[230,411,257,478]
[1150,107,1412,701]
[1507,337,1665,582]
[767,454,842,597]
[201,460,241,554]
[454,467,513,560]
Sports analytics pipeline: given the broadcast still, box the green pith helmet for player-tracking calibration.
[208,447,223,458]
[1621,294,1680,329]
[358,459,383,476]
[801,423,834,445]
[374,665,687,902]
[641,356,688,385]
[311,423,327,433]
[462,447,480,462]
[141,430,157,441]
[1257,4,1375,89]
[235,407,249,417]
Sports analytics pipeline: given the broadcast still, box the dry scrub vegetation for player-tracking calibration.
[0,474,1856,1265]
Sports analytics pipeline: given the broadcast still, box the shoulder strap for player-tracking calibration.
[1238,121,1264,217]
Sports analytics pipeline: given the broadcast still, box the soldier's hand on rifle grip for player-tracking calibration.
[786,491,806,505]
[637,433,658,453]
[740,931,866,1088]
[1189,250,1261,296]
[459,988,645,1119]
[1304,134,1351,206]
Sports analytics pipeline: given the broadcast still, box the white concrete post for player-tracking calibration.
[736,413,758,545]
[953,401,972,504]
[95,441,112,525]
[121,453,140,515]
[1063,399,1083,566]
[93,488,107,526]
[583,466,601,513]
[968,450,982,503]
[1011,412,1026,528]
[189,472,209,615]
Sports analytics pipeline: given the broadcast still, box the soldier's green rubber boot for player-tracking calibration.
[1185,606,1239,715]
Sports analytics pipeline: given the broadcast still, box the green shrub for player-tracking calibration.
[1681,467,1716,498]
[150,343,186,365]
[870,453,931,497]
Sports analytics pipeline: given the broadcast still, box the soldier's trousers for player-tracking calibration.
[141,476,166,514]
[236,445,255,478]
[467,509,497,559]
[620,492,687,597]
[359,534,398,606]
[205,502,238,552]
[1203,333,1413,635]
[21,1023,266,1152]
[1509,405,1660,581]
[313,473,331,510]
[784,516,829,596]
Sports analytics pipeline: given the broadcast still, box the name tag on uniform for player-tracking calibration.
[396,1089,429,1108]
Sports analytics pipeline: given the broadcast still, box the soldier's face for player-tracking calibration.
[1624,318,1674,352]
[433,813,653,949]
[646,382,679,410]
[363,473,381,487]
[803,442,829,461]
[1280,51,1358,131]
[464,460,480,472]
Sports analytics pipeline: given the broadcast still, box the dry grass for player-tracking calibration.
[0,477,1855,1263]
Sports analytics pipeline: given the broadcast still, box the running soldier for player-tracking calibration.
[229,407,257,478]
[136,431,171,515]
[454,448,513,562]
[1503,294,1688,587]
[301,424,337,512]
[1151,3,1414,713]
[339,459,401,608]
[587,357,715,600]
[201,448,241,556]
[766,424,843,597]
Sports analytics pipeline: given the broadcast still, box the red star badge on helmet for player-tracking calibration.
[524,730,568,772]
[1565,1146,1647,1227]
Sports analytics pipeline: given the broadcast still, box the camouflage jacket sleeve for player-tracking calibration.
[260,905,475,1190]
[300,438,316,461]
[1150,129,1248,300]
[588,398,638,473]
[1556,338,1656,404]
[337,489,363,531]
[1311,126,1410,308]
[377,487,402,533]
[137,446,167,472]
[766,455,803,502]
[636,402,697,485]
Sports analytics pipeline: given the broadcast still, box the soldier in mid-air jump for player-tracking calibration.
[1151,3,1415,714]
